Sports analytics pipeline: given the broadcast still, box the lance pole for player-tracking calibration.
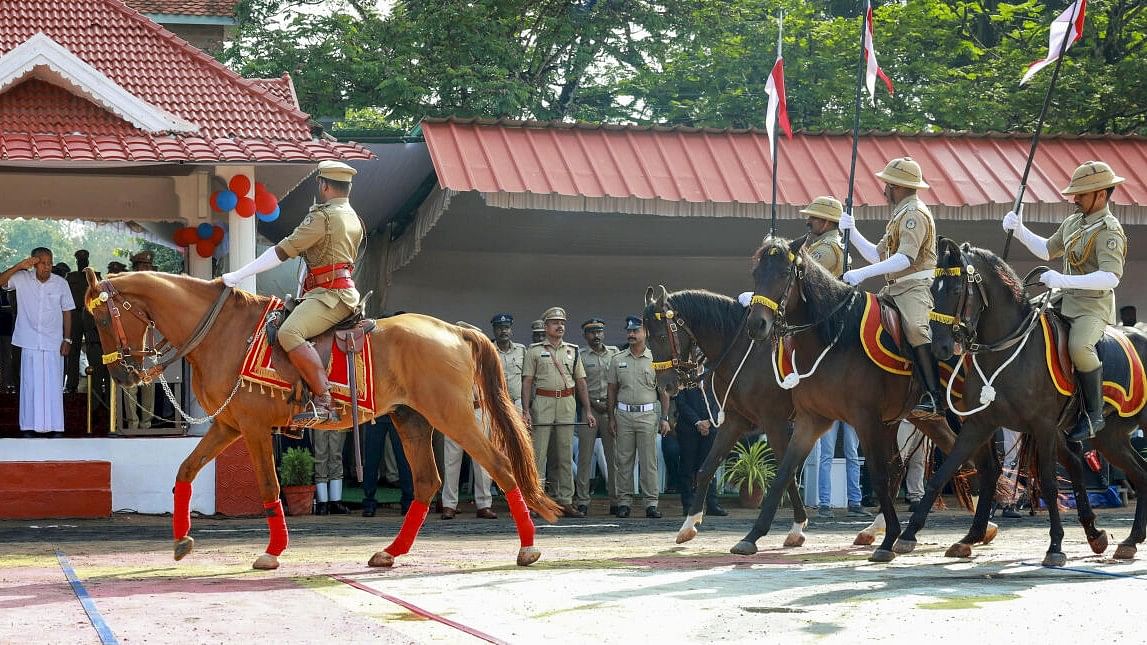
[769,9,784,236]
[841,3,869,273]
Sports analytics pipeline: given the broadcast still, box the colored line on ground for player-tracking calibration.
[1023,562,1147,579]
[55,550,119,645]
[332,574,510,645]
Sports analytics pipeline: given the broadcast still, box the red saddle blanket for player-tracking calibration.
[239,297,376,415]
[1041,314,1146,417]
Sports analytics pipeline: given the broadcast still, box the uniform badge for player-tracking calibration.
[905,218,917,230]
[1107,238,1118,250]
[618,362,628,368]
[301,214,313,226]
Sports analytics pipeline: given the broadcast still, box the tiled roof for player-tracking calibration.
[0,0,370,162]
[249,75,299,110]
[122,1,238,17]
[422,117,1147,207]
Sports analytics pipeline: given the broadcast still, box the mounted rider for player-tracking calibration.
[801,196,848,277]
[1003,161,1127,442]
[222,160,364,425]
[839,157,944,418]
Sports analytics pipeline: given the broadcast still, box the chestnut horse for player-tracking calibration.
[893,240,1138,566]
[644,284,962,555]
[82,268,559,570]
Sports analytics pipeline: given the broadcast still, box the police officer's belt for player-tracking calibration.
[886,269,933,285]
[617,402,655,412]
[303,262,355,292]
[536,387,574,398]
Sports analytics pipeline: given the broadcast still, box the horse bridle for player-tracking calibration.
[87,279,232,382]
[751,247,854,340]
[649,302,705,388]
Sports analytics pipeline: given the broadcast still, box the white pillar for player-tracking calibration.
[215,165,257,293]
[183,170,216,436]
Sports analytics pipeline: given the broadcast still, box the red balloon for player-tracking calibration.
[209,192,222,213]
[195,240,215,258]
[235,196,256,218]
[229,175,252,196]
[174,227,197,246]
[255,191,278,215]
[254,182,269,196]
[210,225,225,244]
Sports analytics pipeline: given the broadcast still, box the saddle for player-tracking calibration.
[1041,310,1147,418]
[875,294,906,353]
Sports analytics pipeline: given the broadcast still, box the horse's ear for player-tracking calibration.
[645,286,655,306]
[789,235,806,255]
[961,242,972,252]
[655,284,668,307]
[83,267,99,290]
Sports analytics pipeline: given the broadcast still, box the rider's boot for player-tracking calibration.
[287,342,339,425]
[1068,367,1105,443]
[911,344,945,418]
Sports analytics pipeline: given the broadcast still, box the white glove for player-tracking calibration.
[222,247,284,288]
[838,212,855,231]
[1039,270,1066,289]
[842,253,911,286]
[841,268,867,286]
[1002,210,1020,233]
[1041,269,1118,291]
[737,291,753,308]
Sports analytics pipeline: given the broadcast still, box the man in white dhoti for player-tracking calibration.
[0,248,74,437]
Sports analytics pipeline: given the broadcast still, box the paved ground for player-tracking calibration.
[2,502,1144,644]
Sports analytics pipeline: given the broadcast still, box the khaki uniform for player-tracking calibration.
[609,348,661,508]
[276,197,363,352]
[1046,206,1127,371]
[803,229,847,277]
[876,195,937,345]
[575,344,619,507]
[523,340,585,505]
[497,341,527,406]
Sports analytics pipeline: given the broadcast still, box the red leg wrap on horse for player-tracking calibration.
[264,500,289,556]
[384,500,429,557]
[172,481,192,540]
[506,487,535,548]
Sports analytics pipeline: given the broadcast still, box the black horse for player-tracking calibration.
[731,236,971,561]
[894,239,1143,565]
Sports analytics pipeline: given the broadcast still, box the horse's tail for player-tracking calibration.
[461,327,561,522]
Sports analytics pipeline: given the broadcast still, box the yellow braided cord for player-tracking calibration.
[929,311,957,325]
[750,294,780,311]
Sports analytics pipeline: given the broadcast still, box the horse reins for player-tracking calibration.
[650,305,705,388]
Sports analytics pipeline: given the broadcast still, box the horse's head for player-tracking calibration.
[746,236,805,341]
[83,268,161,388]
[930,237,991,360]
[643,285,700,395]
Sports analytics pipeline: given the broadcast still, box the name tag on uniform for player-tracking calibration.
[618,362,628,368]
[540,352,550,357]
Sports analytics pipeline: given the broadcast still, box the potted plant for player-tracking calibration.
[720,439,776,509]
[279,447,315,516]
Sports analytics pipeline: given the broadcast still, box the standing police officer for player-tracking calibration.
[839,157,944,417]
[223,161,363,425]
[574,317,620,515]
[1004,161,1127,441]
[522,306,596,517]
[491,313,526,408]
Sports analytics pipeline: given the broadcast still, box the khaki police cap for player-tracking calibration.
[530,319,545,332]
[875,156,929,190]
[541,306,567,322]
[317,160,357,183]
[1061,161,1126,195]
[799,196,843,222]
[130,250,154,265]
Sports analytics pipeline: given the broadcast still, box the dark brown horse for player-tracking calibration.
[82,268,559,570]
[742,237,979,561]
[894,239,1141,566]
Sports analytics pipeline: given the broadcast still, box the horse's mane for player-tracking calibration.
[663,289,745,340]
[938,239,1027,306]
[752,236,863,346]
[106,271,265,311]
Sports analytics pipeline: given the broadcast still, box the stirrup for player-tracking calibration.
[910,392,942,419]
[291,397,339,427]
[1066,414,1103,443]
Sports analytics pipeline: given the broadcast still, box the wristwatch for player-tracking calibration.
[63,338,73,344]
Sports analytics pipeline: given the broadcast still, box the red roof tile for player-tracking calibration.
[0,0,370,162]
[122,1,238,18]
[422,118,1147,208]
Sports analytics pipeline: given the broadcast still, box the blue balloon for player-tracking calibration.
[215,190,238,212]
[197,222,214,239]
[257,205,280,223]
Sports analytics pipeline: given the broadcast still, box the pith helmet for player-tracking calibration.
[875,156,929,190]
[799,196,843,222]
[542,306,567,322]
[1061,161,1126,195]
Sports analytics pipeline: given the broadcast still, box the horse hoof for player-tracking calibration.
[783,533,806,548]
[869,549,896,563]
[891,539,916,554]
[945,543,973,558]
[730,541,758,556]
[980,522,998,545]
[1041,552,1067,568]
[1113,544,1137,560]
[173,536,194,561]
[1088,530,1109,555]
[853,532,875,546]
[252,554,279,570]
[368,552,395,568]
[676,526,698,544]
[516,546,541,567]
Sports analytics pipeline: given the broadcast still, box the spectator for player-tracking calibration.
[674,382,728,516]
[575,317,619,515]
[0,248,75,437]
[123,252,155,430]
[439,319,498,520]
[52,262,70,278]
[361,414,414,517]
[530,319,545,344]
[313,426,348,514]
[897,419,926,511]
[107,261,127,274]
[130,250,154,272]
[0,289,15,393]
[1119,305,1147,333]
[65,250,101,395]
[608,315,670,519]
[815,421,871,518]
[522,306,595,518]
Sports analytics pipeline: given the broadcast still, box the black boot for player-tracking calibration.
[287,343,340,425]
[1068,368,1105,442]
[911,344,944,418]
